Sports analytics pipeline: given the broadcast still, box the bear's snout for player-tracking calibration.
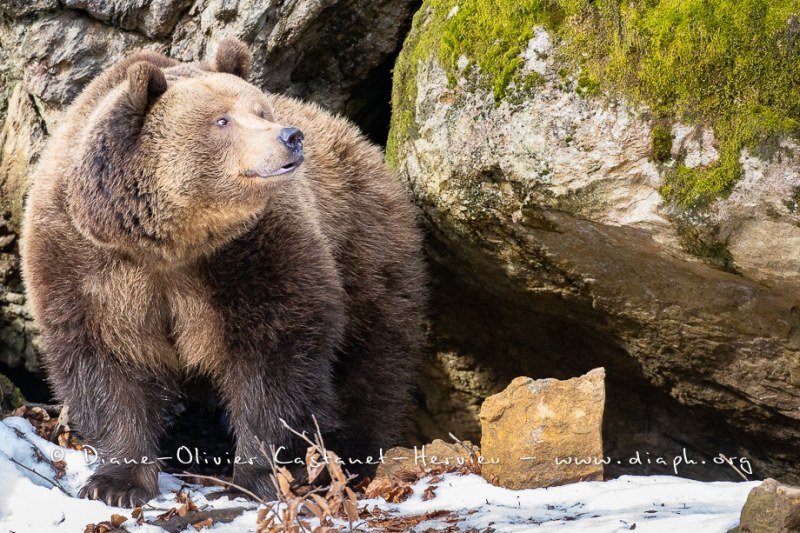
[278,127,304,154]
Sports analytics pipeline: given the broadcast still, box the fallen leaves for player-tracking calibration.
[358,508,460,532]
[256,426,362,533]
[191,517,214,530]
[9,404,83,450]
[82,493,247,533]
[364,477,413,503]
[83,513,128,533]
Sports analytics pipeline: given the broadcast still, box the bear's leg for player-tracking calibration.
[217,358,340,500]
[328,321,421,480]
[47,340,177,507]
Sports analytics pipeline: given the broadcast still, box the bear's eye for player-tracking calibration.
[215,116,231,128]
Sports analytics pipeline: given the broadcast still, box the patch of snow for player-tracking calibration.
[0,417,258,533]
[365,473,758,533]
[0,417,757,532]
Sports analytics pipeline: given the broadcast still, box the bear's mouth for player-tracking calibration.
[244,155,304,179]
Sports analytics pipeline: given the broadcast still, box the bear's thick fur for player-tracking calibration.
[21,39,425,507]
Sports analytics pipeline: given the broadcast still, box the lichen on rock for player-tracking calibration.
[389,0,800,207]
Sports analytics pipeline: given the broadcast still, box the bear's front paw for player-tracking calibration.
[78,471,158,508]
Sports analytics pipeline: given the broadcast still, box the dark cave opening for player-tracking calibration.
[340,1,421,147]
[411,236,791,483]
[0,362,53,404]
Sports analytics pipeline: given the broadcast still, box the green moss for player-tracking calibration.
[389,0,800,207]
[785,187,800,213]
[506,72,547,106]
[677,226,737,273]
[560,0,800,207]
[576,69,601,98]
[387,0,566,166]
[650,124,673,163]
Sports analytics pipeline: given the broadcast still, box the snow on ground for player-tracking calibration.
[363,473,757,532]
[0,416,757,532]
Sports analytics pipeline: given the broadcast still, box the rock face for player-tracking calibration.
[0,0,417,371]
[730,479,800,533]
[392,3,800,483]
[0,372,25,412]
[480,370,605,490]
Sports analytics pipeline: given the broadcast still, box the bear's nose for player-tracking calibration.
[278,127,304,152]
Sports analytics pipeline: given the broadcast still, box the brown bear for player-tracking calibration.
[21,38,425,507]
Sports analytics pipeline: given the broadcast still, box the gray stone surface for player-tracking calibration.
[392,18,800,482]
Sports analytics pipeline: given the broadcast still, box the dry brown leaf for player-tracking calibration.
[327,492,343,516]
[364,477,393,499]
[422,485,437,501]
[288,498,302,524]
[276,467,295,499]
[83,522,116,533]
[52,460,67,480]
[191,517,213,530]
[302,500,324,521]
[57,426,83,450]
[255,507,276,533]
[386,484,413,503]
[343,497,359,524]
[352,476,372,493]
[325,451,346,484]
[305,447,325,483]
[156,508,177,522]
[110,514,127,528]
[310,493,332,517]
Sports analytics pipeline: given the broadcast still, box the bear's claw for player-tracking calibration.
[78,473,157,508]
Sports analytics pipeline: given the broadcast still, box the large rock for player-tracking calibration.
[0,0,417,371]
[730,479,800,533]
[480,370,605,489]
[0,84,46,371]
[392,2,800,482]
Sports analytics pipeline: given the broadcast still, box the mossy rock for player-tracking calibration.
[0,372,25,412]
[728,478,800,533]
[389,0,800,207]
[650,124,673,163]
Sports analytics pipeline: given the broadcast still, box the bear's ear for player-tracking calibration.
[213,37,252,79]
[127,61,167,112]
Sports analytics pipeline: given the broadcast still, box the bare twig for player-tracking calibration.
[7,456,69,495]
[448,432,479,465]
[171,472,268,505]
[717,454,749,481]
[278,418,316,450]
[257,417,361,533]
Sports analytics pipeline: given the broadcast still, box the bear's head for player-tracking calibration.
[65,38,305,264]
